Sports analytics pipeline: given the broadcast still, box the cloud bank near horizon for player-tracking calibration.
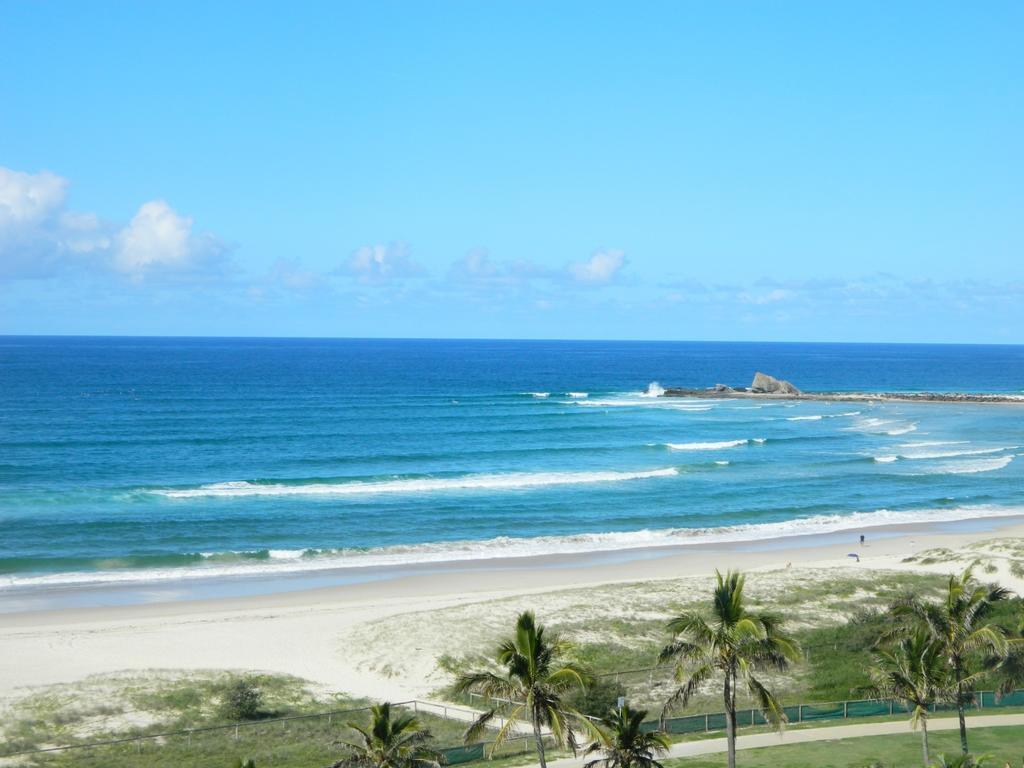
[1,164,1021,342]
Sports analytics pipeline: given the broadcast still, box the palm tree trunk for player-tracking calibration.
[920,718,930,768]
[724,668,736,768]
[532,717,547,768]
[954,661,968,755]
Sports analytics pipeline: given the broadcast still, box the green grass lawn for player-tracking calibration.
[664,726,1024,768]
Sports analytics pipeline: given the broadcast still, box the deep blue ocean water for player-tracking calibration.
[1,337,1023,592]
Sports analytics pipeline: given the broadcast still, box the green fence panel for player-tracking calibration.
[782,705,801,723]
[441,743,485,765]
[664,715,707,734]
[752,710,769,726]
[800,703,846,722]
[991,690,1024,707]
[706,713,727,731]
[846,700,892,718]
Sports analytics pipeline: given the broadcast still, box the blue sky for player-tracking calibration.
[1,2,1021,342]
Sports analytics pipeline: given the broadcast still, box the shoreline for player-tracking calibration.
[2,514,1023,704]
[2,507,1022,614]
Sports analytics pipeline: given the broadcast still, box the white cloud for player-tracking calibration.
[0,166,228,281]
[450,248,499,280]
[0,167,67,227]
[568,249,626,284]
[343,242,422,282]
[113,200,227,278]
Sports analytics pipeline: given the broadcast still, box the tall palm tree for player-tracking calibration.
[328,703,442,768]
[659,570,801,768]
[869,631,953,767]
[582,704,671,768]
[453,611,589,768]
[892,567,1009,755]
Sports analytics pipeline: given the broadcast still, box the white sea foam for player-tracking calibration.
[786,415,823,421]
[665,439,749,451]
[6,504,1023,590]
[641,381,665,397]
[909,456,1014,475]
[267,549,307,559]
[899,441,968,448]
[886,424,918,436]
[874,455,899,463]
[577,399,713,411]
[153,468,681,499]
[898,446,1017,461]
[714,460,730,466]
[752,438,767,443]
[525,392,550,398]
[844,417,918,436]
[567,392,588,398]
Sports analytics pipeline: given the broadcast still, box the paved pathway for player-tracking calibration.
[545,713,1024,767]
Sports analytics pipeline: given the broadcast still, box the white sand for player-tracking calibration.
[2,519,1023,707]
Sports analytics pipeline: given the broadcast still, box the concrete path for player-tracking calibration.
[545,713,1024,767]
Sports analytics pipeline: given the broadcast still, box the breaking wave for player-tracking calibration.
[152,468,681,499]
[665,439,753,451]
[6,504,1022,590]
[909,455,1014,475]
[641,381,665,397]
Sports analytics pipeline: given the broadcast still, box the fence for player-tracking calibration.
[652,689,1024,735]
[4,691,1023,765]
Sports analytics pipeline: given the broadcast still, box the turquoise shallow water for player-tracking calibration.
[1,337,1023,593]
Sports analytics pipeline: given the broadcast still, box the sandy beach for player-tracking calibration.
[3,516,1023,709]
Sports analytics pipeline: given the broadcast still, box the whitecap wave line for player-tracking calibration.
[898,446,1018,461]
[786,415,823,421]
[524,392,550,399]
[908,456,1014,475]
[714,460,730,466]
[153,468,681,499]
[874,455,899,463]
[899,441,968,448]
[844,417,918,436]
[566,392,588,398]
[5,504,1023,590]
[665,439,752,451]
[887,424,919,436]
[576,399,714,411]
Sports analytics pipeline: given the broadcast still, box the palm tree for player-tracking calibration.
[986,617,1024,698]
[328,703,442,768]
[453,611,589,768]
[659,570,801,768]
[869,631,952,767]
[892,567,1009,755]
[582,704,671,768]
